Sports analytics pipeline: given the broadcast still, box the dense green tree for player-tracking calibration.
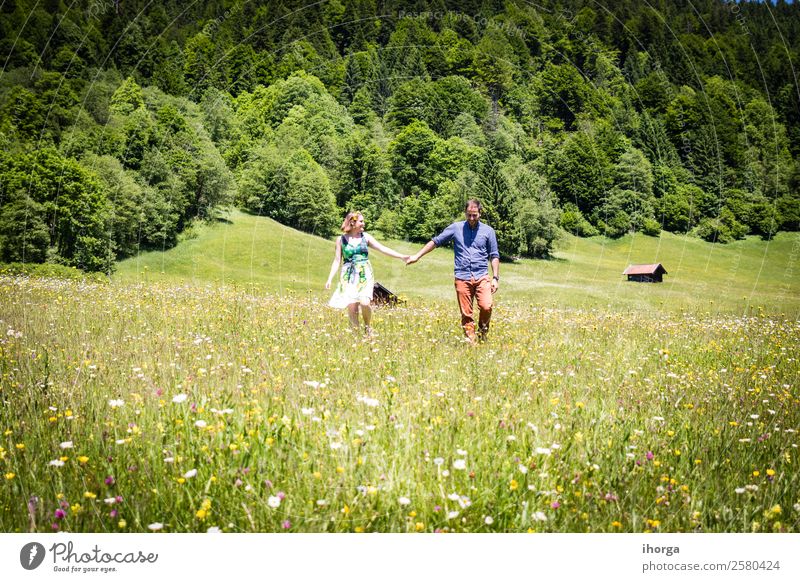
[436,28,475,77]
[634,71,673,113]
[0,191,50,263]
[1,87,47,140]
[448,112,487,146]
[596,187,656,238]
[184,32,224,98]
[238,145,338,236]
[109,77,145,115]
[560,203,599,237]
[343,49,379,104]
[504,159,560,257]
[284,149,340,235]
[388,120,440,195]
[657,192,693,233]
[614,146,654,197]
[385,78,431,130]
[547,130,613,217]
[0,149,112,271]
[535,63,601,130]
[335,130,395,218]
[694,206,748,244]
[428,76,488,134]
[479,155,523,258]
[348,86,376,125]
[151,40,188,96]
[425,137,484,188]
[199,88,236,145]
[472,27,517,102]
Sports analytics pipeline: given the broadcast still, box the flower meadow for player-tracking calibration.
[1,276,798,533]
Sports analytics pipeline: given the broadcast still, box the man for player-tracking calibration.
[406,199,500,343]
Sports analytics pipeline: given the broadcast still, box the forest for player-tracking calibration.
[0,0,798,272]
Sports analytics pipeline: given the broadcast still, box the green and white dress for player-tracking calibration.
[329,235,374,308]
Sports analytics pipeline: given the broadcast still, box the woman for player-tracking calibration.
[326,211,408,335]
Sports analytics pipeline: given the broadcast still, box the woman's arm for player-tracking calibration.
[406,240,436,265]
[365,233,408,260]
[325,237,342,289]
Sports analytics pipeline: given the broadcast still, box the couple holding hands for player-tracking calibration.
[325,199,500,343]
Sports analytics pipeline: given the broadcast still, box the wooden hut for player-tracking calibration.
[372,281,402,306]
[623,263,667,283]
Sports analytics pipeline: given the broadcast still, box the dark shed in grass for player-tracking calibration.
[372,281,402,305]
[623,263,668,283]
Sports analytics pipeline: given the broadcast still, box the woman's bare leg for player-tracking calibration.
[360,300,373,335]
[347,303,360,331]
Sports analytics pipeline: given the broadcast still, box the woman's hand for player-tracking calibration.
[400,254,410,262]
[325,280,332,290]
[405,254,419,265]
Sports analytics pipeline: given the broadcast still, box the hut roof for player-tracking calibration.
[623,263,667,276]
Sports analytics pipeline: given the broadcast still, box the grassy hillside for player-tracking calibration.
[113,209,800,315]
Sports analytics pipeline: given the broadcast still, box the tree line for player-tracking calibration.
[0,0,798,271]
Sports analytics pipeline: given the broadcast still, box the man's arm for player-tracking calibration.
[407,223,455,265]
[490,257,500,293]
[406,240,436,265]
[488,229,500,293]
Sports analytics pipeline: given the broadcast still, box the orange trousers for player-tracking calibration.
[454,276,493,340]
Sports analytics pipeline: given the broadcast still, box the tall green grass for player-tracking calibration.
[0,275,797,532]
[2,211,797,532]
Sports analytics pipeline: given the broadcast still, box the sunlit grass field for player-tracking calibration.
[1,210,798,532]
[113,209,800,315]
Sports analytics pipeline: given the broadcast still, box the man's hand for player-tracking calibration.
[405,254,419,265]
[491,279,498,293]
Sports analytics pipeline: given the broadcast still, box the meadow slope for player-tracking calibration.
[113,209,800,315]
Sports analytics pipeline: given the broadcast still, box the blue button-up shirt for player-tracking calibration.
[432,221,499,280]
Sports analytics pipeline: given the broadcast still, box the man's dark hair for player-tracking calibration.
[465,199,482,211]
